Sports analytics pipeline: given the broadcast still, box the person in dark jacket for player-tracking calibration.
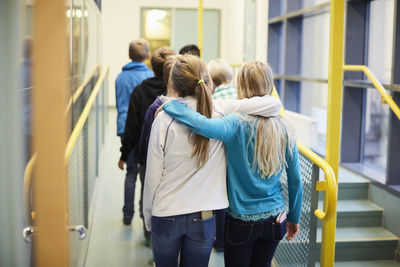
[115,39,153,226]
[137,55,177,166]
[118,46,175,238]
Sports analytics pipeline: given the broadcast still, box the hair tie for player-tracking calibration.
[198,79,204,85]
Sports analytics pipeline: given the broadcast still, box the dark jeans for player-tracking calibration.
[224,215,286,267]
[139,165,151,239]
[214,209,227,250]
[151,212,216,267]
[122,147,139,219]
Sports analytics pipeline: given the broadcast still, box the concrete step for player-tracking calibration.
[316,260,400,266]
[317,200,383,227]
[316,227,399,261]
[319,174,370,201]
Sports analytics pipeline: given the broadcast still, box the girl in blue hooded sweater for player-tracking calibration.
[163,61,303,267]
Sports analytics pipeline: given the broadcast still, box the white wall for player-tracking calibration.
[255,0,268,61]
[102,0,246,106]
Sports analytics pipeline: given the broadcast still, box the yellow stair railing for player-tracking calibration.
[343,65,400,120]
[272,87,338,267]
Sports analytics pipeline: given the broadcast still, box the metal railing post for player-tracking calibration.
[197,0,203,57]
[323,0,344,266]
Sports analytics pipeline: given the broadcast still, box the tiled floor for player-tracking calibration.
[84,109,224,266]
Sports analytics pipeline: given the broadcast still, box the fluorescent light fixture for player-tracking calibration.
[76,9,83,18]
[148,9,166,22]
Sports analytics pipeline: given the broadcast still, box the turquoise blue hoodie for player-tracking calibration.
[163,100,303,224]
[115,61,153,135]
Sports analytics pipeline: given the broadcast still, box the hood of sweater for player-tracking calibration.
[122,61,150,71]
[172,95,282,119]
[139,76,167,98]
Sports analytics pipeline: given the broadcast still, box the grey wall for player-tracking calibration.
[370,184,400,237]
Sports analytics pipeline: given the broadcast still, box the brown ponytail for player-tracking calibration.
[169,55,213,168]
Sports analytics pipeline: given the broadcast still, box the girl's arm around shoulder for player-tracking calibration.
[214,95,282,117]
[286,142,303,224]
[162,100,236,142]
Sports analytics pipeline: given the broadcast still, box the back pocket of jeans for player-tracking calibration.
[151,216,175,237]
[226,219,253,246]
[192,216,216,241]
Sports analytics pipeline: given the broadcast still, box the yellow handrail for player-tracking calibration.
[23,153,36,225]
[65,66,100,116]
[65,66,109,161]
[343,65,400,120]
[23,65,109,224]
[297,142,337,221]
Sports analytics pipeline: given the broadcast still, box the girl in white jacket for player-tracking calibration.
[143,55,281,267]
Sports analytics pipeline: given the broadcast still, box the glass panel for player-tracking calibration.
[363,89,389,172]
[173,9,196,54]
[142,8,171,54]
[301,12,329,79]
[300,82,328,154]
[303,0,330,9]
[269,0,283,18]
[203,10,220,61]
[287,0,303,12]
[284,81,301,113]
[173,9,220,62]
[268,22,283,74]
[368,0,395,83]
[285,18,302,75]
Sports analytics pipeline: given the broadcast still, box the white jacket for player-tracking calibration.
[143,95,281,231]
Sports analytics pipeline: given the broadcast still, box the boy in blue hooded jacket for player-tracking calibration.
[115,39,153,225]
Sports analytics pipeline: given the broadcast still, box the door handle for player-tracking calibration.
[67,225,87,240]
[22,226,35,243]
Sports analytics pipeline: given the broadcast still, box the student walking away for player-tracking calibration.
[179,44,201,57]
[208,58,237,101]
[143,55,282,267]
[118,46,175,240]
[163,61,303,267]
[115,39,153,225]
[137,55,177,167]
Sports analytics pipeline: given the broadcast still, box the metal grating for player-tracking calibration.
[67,133,86,266]
[64,73,108,266]
[273,152,319,267]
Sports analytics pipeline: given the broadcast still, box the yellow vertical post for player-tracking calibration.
[33,0,70,265]
[197,0,203,57]
[323,0,344,266]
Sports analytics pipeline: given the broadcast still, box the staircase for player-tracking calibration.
[316,168,400,266]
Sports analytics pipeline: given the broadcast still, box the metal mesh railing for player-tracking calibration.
[65,71,108,266]
[273,152,319,267]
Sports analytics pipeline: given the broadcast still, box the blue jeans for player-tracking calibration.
[122,145,140,219]
[214,209,227,250]
[151,212,216,267]
[224,215,286,267]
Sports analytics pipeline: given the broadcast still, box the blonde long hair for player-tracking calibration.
[237,61,295,178]
[169,55,213,168]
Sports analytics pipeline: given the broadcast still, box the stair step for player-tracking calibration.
[317,200,383,227]
[316,227,399,261]
[316,260,400,266]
